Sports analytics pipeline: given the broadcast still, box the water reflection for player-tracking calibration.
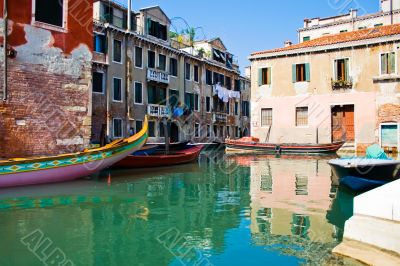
[0,152,360,266]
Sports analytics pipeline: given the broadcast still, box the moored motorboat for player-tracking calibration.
[0,117,149,188]
[112,145,204,169]
[328,158,400,191]
[226,137,344,154]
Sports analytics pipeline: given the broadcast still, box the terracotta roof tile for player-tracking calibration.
[251,24,400,56]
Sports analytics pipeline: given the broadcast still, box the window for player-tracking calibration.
[292,63,310,82]
[296,107,308,126]
[381,52,396,75]
[148,51,156,68]
[158,54,166,71]
[93,72,104,94]
[212,48,226,64]
[185,63,191,80]
[261,108,273,127]
[242,101,250,117]
[334,59,350,81]
[195,123,200,138]
[206,69,213,85]
[169,89,179,109]
[170,58,178,77]
[234,102,239,116]
[113,78,122,102]
[226,126,231,137]
[226,76,231,90]
[148,121,156,137]
[134,82,143,104]
[135,47,143,68]
[94,34,106,54]
[194,94,200,111]
[113,39,122,63]
[206,97,211,112]
[213,125,217,137]
[194,65,199,82]
[227,101,230,115]
[340,30,348,33]
[147,19,168,40]
[374,23,383,27]
[207,125,211,138]
[303,36,310,42]
[135,120,143,133]
[113,118,123,138]
[185,93,195,110]
[259,67,271,85]
[358,26,367,30]
[148,86,166,105]
[35,0,64,27]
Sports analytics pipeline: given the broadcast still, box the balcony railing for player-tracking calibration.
[213,113,227,123]
[147,69,170,84]
[332,79,353,90]
[147,104,170,117]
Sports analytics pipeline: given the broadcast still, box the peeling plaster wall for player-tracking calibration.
[0,1,93,157]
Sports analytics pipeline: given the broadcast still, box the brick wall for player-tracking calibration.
[0,61,91,157]
[377,103,400,124]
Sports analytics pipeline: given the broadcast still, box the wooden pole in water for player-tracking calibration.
[163,117,170,155]
[3,0,8,101]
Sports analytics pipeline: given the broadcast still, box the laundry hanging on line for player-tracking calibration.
[214,84,240,103]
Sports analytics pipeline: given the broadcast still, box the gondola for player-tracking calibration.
[0,117,148,188]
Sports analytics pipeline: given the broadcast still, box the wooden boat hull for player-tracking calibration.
[155,141,190,152]
[0,118,149,188]
[226,140,344,154]
[132,145,158,156]
[113,145,204,169]
[340,176,387,192]
[329,158,400,182]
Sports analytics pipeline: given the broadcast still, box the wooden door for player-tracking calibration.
[331,105,354,142]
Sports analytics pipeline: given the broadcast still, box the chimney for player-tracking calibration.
[284,40,293,47]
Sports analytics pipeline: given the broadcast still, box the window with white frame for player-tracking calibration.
[113,78,122,102]
[113,39,122,63]
[113,118,123,138]
[185,63,191,80]
[148,50,156,68]
[35,0,64,28]
[206,97,211,112]
[207,125,211,137]
[194,65,199,82]
[135,120,143,133]
[94,33,106,54]
[381,52,396,75]
[93,72,105,94]
[261,108,273,127]
[134,82,143,104]
[194,94,200,111]
[195,123,200,138]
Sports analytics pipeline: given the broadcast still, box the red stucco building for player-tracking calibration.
[0,0,93,157]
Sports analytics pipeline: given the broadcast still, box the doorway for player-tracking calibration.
[331,105,355,142]
[170,122,179,143]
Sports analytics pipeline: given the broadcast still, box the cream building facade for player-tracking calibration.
[250,23,400,153]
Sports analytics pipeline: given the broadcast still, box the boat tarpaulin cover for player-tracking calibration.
[366,144,389,159]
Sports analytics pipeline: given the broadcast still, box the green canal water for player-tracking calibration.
[0,151,363,266]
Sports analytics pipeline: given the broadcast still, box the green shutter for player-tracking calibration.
[146,18,151,34]
[292,64,297,83]
[381,54,388,75]
[305,63,310,82]
[344,59,350,81]
[268,67,272,85]
[258,68,262,86]
[389,52,396,74]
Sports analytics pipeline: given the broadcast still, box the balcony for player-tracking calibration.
[147,104,170,117]
[147,69,170,84]
[213,113,227,123]
[332,79,353,90]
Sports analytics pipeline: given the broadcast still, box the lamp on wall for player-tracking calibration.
[7,45,17,59]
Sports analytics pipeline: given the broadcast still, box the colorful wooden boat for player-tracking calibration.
[329,158,400,191]
[226,137,344,154]
[0,117,149,188]
[113,145,204,169]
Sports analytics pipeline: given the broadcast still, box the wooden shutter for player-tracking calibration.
[381,54,388,75]
[267,67,272,85]
[345,59,350,81]
[389,52,396,74]
[292,64,297,83]
[305,63,310,82]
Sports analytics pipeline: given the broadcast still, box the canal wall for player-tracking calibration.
[333,179,400,265]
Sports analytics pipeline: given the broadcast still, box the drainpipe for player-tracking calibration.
[3,0,8,101]
[390,0,394,25]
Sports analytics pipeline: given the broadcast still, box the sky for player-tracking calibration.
[115,0,379,73]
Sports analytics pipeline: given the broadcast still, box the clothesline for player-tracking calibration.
[214,84,240,103]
